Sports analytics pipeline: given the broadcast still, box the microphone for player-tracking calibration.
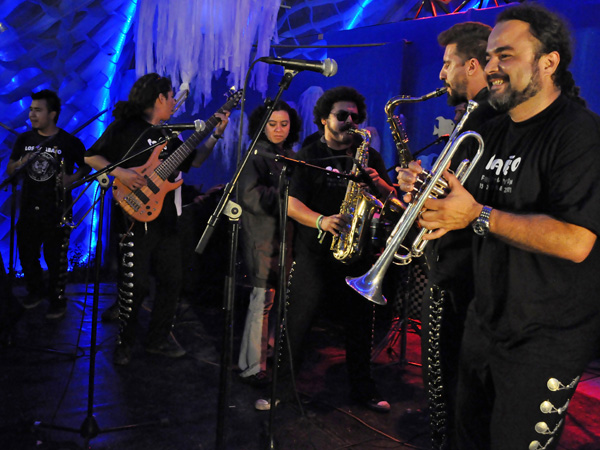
[258,57,338,77]
[155,119,205,132]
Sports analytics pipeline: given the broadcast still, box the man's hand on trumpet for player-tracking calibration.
[419,170,482,240]
[396,161,483,240]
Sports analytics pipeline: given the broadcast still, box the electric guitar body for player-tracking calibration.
[111,88,243,222]
[112,142,183,222]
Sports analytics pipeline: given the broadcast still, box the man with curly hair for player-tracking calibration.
[256,86,396,412]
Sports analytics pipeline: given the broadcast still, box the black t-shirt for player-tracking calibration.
[11,129,86,218]
[289,137,392,261]
[470,94,600,362]
[427,88,501,285]
[85,117,195,230]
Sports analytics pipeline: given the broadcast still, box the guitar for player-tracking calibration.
[112,88,243,222]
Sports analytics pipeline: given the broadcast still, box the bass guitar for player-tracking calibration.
[113,88,243,222]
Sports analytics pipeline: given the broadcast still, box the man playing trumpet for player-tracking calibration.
[398,4,600,449]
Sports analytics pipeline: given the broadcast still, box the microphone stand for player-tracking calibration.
[265,162,292,450]
[195,69,300,450]
[8,179,17,289]
[33,140,169,446]
[259,154,360,450]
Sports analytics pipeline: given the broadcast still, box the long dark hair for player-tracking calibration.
[496,3,586,106]
[248,100,301,149]
[113,73,173,120]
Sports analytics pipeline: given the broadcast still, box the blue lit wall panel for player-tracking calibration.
[0,0,138,274]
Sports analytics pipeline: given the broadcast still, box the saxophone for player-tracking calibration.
[385,87,447,168]
[330,128,383,264]
[379,87,449,239]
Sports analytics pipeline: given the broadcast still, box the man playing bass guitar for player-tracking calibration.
[85,73,231,366]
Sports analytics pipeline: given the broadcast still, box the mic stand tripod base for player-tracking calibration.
[31,173,167,447]
[372,264,422,368]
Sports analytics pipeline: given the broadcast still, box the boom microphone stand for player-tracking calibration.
[195,70,300,450]
[251,152,367,449]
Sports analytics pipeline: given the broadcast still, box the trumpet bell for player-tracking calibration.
[345,274,387,305]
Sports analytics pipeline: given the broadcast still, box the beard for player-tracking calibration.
[325,121,354,146]
[445,77,468,106]
[489,64,542,113]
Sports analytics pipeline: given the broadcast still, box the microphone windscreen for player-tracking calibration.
[323,58,338,77]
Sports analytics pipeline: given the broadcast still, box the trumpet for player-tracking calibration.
[346,100,485,305]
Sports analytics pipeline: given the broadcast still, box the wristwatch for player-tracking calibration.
[472,205,492,236]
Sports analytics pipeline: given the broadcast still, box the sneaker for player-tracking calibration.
[239,371,271,388]
[45,300,67,320]
[113,344,132,366]
[101,301,120,323]
[361,397,391,413]
[254,398,280,411]
[351,383,391,413]
[21,294,43,310]
[145,337,186,358]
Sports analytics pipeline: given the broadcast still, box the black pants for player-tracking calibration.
[456,313,588,450]
[17,212,70,302]
[0,252,21,342]
[420,275,473,450]
[116,219,182,348]
[279,253,377,399]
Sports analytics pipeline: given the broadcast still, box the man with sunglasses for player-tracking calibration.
[256,86,395,412]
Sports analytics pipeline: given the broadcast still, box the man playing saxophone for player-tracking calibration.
[398,21,499,450]
[255,86,395,412]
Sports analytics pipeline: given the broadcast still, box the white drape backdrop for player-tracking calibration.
[135,0,281,114]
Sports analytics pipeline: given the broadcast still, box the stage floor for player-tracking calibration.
[1,282,599,449]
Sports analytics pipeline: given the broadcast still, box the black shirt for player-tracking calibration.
[85,117,196,229]
[289,137,392,260]
[427,88,501,285]
[471,94,600,362]
[11,129,86,219]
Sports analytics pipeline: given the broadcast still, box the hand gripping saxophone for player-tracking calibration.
[330,128,384,264]
[346,100,485,305]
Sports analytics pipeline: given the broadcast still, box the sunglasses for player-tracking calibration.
[331,110,360,123]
